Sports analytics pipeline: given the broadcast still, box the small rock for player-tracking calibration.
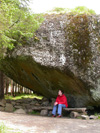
[26,98,32,102]
[42,97,48,102]
[14,108,26,114]
[0,99,6,107]
[51,98,55,102]
[16,103,21,106]
[11,101,16,106]
[41,101,49,106]
[21,98,31,103]
[89,115,98,120]
[48,111,52,117]
[14,105,22,109]
[0,102,5,107]
[16,99,23,103]
[35,103,40,106]
[6,99,11,103]
[1,99,6,104]
[27,109,33,113]
[51,98,56,106]
[81,115,89,120]
[37,100,42,104]
[70,111,80,118]
[24,105,32,109]
[30,101,37,105]
[40,109,48,116]
[5,103,14,112]
[0,107,5,111]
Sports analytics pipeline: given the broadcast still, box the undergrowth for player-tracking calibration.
[5,93,43,100]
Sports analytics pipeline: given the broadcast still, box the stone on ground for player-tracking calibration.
[81,115,89,120]
[70,111,80,118]
[89,115,98,119]
[0,107,5,111]
[40,109,48,116]
[0,99,6,107]
[14,108,26,114]
[5,103,14,112]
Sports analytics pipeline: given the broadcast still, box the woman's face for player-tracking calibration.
[58,90,63,96]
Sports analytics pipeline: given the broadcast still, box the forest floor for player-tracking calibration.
[0,111,100,133]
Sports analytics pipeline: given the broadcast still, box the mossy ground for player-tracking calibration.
[5,93,43,100]
[28,111,40,115]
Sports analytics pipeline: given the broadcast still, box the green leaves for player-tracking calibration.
[0,0,44,58]
[71,6,96,15]
[49,6,96,15]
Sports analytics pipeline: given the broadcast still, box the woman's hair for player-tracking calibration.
[59,89,64,94]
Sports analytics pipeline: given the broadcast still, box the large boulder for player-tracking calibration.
[0,14,100,107]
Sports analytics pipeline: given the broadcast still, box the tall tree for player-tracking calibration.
[5,77,10,95]
[11,80,14,96]
[0,0,44,58]
[0,0,43,98]
[0,71,4,99]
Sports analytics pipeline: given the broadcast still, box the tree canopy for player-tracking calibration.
[0,0,44,58]
[50,6,96,15]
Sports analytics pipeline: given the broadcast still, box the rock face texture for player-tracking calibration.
[0,14,100,107]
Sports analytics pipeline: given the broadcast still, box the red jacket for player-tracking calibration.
[56,94,68,107]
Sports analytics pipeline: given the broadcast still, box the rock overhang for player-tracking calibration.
[0,14,100,107]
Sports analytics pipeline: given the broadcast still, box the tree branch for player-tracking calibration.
[9,18,20,29]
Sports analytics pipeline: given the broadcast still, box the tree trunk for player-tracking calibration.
[11,80,14,96]
[20,86,22,94]
[0,71,4,99]
[14,82,17,96]
[24,88,27,94]
[6,77,10,95]
[18,84,20,94]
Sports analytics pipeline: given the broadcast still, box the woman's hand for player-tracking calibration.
[54,102,58,106]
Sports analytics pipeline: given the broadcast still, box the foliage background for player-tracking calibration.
[0,0,44,58]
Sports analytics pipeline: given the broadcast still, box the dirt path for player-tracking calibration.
[0,111,100,133]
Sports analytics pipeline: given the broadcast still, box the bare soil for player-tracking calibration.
[0,111,100,133]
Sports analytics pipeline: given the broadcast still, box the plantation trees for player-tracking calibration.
[0,0,44,99]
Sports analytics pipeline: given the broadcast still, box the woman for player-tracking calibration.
[52,90,68,117]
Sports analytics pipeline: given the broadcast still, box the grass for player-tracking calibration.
[94,113,100,119]
[98,116,100,119]
[77,116,82,119]
[5,93,43,100]
[28,111,40,115]
[0,123,21,133]
[0,123,7,133]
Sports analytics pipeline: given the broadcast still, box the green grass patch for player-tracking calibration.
[28,111,40,115]
[98,116,100,119]
[0,123,21,133]
[0,123,7,133]
[77,116,82,119]
[94,113,100,119]
[5,93,43,100]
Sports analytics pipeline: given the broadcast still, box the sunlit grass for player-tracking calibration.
[0,123,7,133]
[28,110,40,115]
[98,116,100,119]
[5,93,43,100]
[94,113,100,119]
[0,123,21,133]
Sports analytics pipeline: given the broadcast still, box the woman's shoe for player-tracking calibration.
[52,115,56,117]
[57,115,61,118]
